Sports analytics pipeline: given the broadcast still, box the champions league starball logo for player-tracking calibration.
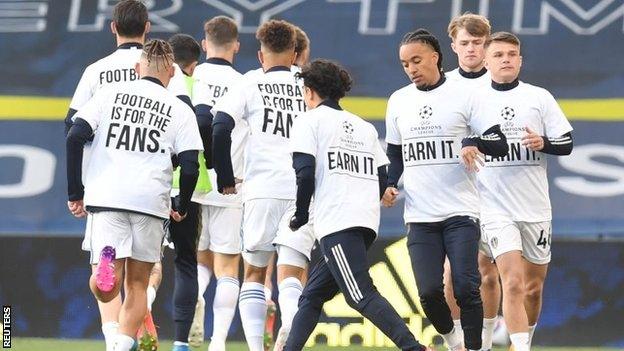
[419,105,433,125]
[501,106,516,127]
[342,121,354,134]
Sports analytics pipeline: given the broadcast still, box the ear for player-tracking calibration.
[431,51,439,66]
[144,21,151,35]
[201,39,207,53]
[110,22,117,35]
[188,61,198,76]
[134,62,141,76]
[234,41,240,54]
[257,50,264,65]
[519,55,523,68]
[450,41,457,54]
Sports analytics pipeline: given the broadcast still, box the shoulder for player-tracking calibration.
[445,68,460,80]
[388,83,413,103]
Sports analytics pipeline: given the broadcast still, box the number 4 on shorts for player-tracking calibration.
[537,229,551,249]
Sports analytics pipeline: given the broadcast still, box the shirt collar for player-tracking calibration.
[416,74,446,92]
[142,76,164,87]
[117,42,143,50]
[206,57,232,66]
[265,66,291,73]
[458,66,487,79]
[319,99,342,110]
[491,78,519,91]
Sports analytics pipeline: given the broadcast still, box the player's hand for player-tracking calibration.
[382,187,399,207]
[170,210,187,222]
[67,200,87,218]
[219,178,242,195]
[461,146,484,173]
[289,211,309,231]
[521,127,544,151]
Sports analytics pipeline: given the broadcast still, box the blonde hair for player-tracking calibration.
[448,13,491,40]
[142,39,174,71]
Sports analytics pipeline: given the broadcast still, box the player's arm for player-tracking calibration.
[195,104,213,168]
[64,109,78,136]
[523,90,574,156]
[173,150,200,217]
[65,118,93,217]
[289,152,315,231]
[383,97,402,207]
[378,165,388,200]
[461,124,509,157]
[65,66,94,135]
[541,132,573,155]
[212,111,236,193]
[386,143,403,188]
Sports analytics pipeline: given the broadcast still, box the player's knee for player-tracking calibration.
[480,268,500,291]
[525,280,543,303]
[453,282,481,308]
[419,284,445,303]
[90,276,121,303]
[502,274,524,298]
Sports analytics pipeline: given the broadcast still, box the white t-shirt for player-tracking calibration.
[75,78,203,219]
[446,67,490,89]
[291,104,389,240]
[385,78,498,223]
[191,60,247,208]
[213,67,307,202]
[474,81,573,222]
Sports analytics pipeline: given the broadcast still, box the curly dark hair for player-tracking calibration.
[112,0,148,38]
[400,28,444,72]
[255,20,296,53]
[297,59,352,101]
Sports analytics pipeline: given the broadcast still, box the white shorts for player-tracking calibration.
[241,199,315,267]
[482,218,552,265]
[198,205,242,254]
[87,211,166,264]
[479,227,493,259]
[273,202,316,262]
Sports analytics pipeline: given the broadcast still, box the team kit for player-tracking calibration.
[64,1,573,351]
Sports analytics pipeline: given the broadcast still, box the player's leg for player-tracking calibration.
[205,205,243,351]
[116,258,154,351]
[115,212,165,351]
[444,216,483,351]
[83,215,123,351]
[169,202,202,350]
[484,220,529,351]
[188,205,214,348]
[443,258,463,337]
[407,222,462,350]
[263,253,277,349]
[238,199,284,351]
[283,255,340,351]
[274,247,307,351]
[147,262,162,310]
[521,221,552,348]
[272,204,314,351]
[479,251,501,351]
[322,228,426,351]
[137,261,162,350]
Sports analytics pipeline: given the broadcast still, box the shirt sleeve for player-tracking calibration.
[174,105,204,154]
[384,94,402,145]
[212,80,248,124]
[69,65,96,111]
[540,89,573,137]
[373,132,390,167]
[72,88,108,132]
[467,91,498,135]
[290,113,317,156]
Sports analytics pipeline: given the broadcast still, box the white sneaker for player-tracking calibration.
[208,339,226,351]
[188,296,205,347]
[273,327,290,351]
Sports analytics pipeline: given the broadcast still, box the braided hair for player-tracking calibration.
[142,39,174,72]
[400,29,444,72]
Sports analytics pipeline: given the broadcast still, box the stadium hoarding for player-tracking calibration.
[1,120,624,238]
[0,236,622,347]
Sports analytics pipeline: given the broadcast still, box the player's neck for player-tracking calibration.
[491,77,519,91]
[416,71,445,91]
[458,65,487,79]
[205,48,234,65]
[116,35,145,47]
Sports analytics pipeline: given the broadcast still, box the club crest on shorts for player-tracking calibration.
[490,236,499,249]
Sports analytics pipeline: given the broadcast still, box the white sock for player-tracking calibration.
[441,326,463,351]
[453,319,462,330]
[212,277,240,342]
[239,282,267,351]
[509,332,530,351]
[102,321,119,351]
[198,264,213,298]
[113,334,134,351]
[277,277,303,331]
[264,285,273,304]
[528,324,537,347]
[482,317,497,350]
[173,341,189,346]
[146,286,156,311]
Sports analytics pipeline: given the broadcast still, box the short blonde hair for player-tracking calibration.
[448,13,491,40]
